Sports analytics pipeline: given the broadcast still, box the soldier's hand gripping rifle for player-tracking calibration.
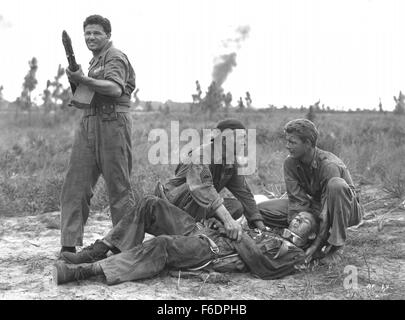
[62,30,79,94]
[61,30,95,109]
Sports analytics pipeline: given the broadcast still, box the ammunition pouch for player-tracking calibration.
[100,103,118,121]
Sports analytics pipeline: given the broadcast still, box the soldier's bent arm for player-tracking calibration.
[66,66,123,97]
[226,174,264,227]
[79,75,123,97]
[186,163,223,212]
[186,163,242,241]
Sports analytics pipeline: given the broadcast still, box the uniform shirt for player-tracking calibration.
[284,147,357,219]
[163,143,264,224]
[88,41,136,107]
[201,225,305,279]
[234,227,306,279]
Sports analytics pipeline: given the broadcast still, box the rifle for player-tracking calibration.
[61,30,95,109]
[62,30,79,93]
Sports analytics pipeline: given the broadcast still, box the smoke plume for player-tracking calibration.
[212,25,250,87]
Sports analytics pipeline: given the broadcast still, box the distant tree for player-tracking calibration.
[245,91,252,108]
[378,98,383,113]
[224,91,232,115]
[191,80,202,104]
[42,80,53,113]
[393,91,405,115]
[44,64,71,111]
[202,81,224,119]
[145,101,153,112]
[133,88,140,107]
[237,97,245,112]
[313,100,321,112]
[164,103,170,115]
[18,57,38,123]
[191,80,202,113]
[306,105,316,122]
[0,85,5,109]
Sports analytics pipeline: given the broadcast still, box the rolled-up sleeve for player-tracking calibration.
[284,158,311,218]
[226,174,264,224]
[186,163,224,211]
[104,56,128,93]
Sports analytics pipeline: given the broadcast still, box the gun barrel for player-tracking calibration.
[62,30,79,72]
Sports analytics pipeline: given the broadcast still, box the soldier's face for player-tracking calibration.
[84,24,110,53]
[218,129,247,165]
[287,211,317,245]
[285,133,311,160]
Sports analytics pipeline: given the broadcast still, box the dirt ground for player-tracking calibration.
[0,185,404,300]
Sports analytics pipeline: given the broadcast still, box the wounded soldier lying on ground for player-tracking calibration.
[54,196,319,285]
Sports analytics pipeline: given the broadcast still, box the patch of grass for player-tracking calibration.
[1,109,404,218]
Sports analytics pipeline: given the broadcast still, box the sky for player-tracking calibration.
[1,0,404,110]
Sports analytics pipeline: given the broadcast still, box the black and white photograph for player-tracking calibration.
[0,0,404,302]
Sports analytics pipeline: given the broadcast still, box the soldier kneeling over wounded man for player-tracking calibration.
[54,196,319,285]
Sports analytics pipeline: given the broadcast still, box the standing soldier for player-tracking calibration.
[60,15,136,255]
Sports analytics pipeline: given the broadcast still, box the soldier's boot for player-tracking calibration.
[59,246,76,256]
[60,240,110,264]
[53,261,103,285]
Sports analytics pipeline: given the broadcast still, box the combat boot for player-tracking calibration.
[53,261,97,285]
[58,246,76,260]
[60,240,109,264]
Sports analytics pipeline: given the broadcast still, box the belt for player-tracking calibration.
[198,233,219,254]
[83,104,131,117]
[186,233,220,271]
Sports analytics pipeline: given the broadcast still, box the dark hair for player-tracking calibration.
[284,118,318,147]
[216,119,246,132]
[83,15,111,35]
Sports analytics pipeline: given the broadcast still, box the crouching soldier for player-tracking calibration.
[258,119,364,264]
[54,196,319,285]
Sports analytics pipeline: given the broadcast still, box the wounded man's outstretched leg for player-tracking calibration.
[54,234,215,286]
[60,196,198,264]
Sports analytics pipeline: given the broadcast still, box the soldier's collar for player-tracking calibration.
[89,41,113,65]
[296,148,318,170]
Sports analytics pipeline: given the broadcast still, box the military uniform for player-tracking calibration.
[259,147,363,247]
[98,196,305,285]
[104,143,264,251]
[60,41,136,247]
